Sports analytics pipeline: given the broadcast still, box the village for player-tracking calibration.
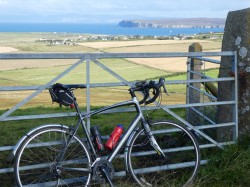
[37,32,223,46]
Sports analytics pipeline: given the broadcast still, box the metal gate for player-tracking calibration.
[0,51,237,177]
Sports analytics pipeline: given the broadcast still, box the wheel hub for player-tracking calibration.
[50,163,62,178]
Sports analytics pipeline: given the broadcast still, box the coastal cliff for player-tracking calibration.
[119,18,225,28]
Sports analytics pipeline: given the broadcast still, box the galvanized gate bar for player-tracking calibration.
[0,100,235,122]
[0,51,235,59]
[0,122,235,153]
[233,51,238,139]
[86,58,91,131]
[0,77,234,92]
[160,106,225,149]
[162,101,235,109]
[188,70,213,79]
[91,59,132,87]
[0,82,127,91]
[0,86,41,91]
[192,57,221,64]
[188,84,217,101]
[190,107,216,125]
[0,58,86,121]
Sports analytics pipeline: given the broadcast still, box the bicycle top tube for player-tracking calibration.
[83,97,141,120]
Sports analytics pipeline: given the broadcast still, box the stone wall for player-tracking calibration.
[217,8,250,137]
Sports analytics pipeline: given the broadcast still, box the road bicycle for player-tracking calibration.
[12,78,200,187]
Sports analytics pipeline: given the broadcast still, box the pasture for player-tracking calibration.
[78,39,221,72]
[0,33,221,109]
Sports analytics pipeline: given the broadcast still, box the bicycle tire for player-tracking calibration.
[14,125,92,187]
[127,120,200,187]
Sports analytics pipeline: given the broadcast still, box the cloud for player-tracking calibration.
[0,0,249,23]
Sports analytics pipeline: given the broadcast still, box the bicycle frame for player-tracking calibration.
[73,96,148,163]
[9,96,147,166]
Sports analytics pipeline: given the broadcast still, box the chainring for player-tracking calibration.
[93,159,115,184]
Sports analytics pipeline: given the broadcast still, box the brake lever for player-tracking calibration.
[162,84,169,95]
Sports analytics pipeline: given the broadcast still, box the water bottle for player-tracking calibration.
[90,126,105,151]
[105,124,124,150]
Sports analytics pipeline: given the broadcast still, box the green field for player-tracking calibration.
[0,59,170,86]
[0,58,177,109]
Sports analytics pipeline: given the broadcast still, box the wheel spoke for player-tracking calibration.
[15,126,91,187]
[128,121,200,186]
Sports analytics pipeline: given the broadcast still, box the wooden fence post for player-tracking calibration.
[186,43,203,125]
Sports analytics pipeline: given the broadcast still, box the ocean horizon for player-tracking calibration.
[0,22,224,36]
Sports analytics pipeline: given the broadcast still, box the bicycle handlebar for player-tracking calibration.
[131,77,167,105]
[50,78,166,106]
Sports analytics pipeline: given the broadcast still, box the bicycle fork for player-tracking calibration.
[149,135,167,159]
[143,122,167,159]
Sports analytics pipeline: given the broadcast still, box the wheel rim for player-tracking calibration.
[128,121,200,187]
[15,128,91,186]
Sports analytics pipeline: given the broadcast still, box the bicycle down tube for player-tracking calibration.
[79,97,145,162]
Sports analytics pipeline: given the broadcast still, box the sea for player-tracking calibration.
[0,23,224,36]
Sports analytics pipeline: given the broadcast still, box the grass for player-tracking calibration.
[194,135,250,187]
[0,58,170,86]
[15,43,97,53]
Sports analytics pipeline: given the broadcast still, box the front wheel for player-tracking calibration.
[127,121,200,187]
[14,125,92,187]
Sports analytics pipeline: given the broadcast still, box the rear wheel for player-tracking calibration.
[127,121,200,187]
[14,125,92,186]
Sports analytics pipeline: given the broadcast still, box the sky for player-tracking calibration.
[0,0,249,23]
